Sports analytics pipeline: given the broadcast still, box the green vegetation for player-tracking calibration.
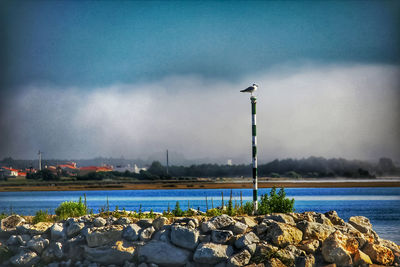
[172,201,184,217]
[258,187,295,214]
[32,210,52,224]
[55,197,88,220]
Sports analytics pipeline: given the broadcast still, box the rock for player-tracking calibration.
[9,249,40,267]
[0,215,25,237]
[64,235,86,262]
[255,223,269,235]
[139,226,155,242]
[314,213,333,226]
[85,225,123,247]
[6,235,23,246]
[227,249,251,267]
[171,225,199,250]
[26,235,49,254]
[265,258,286,267]
[297,220,335,242]
[116,217,132,225]
[234,232,259,249]
[230,222,248,235]
[193,242,233,265]
[245,243,257,255]
[238,217,257,228]
[41,242,64,263]
[321,231,358,266]
[295,254,315,267]
[202,215,235,233]
[138,240,191,266]
[290,212,316,223]
[324,211,345,226]
[93,217,107,227]
[66,222,84,238]
[137,219,153,228]
[362,242,394,265]
[83,241,135,265]
[153,217,168,231]
[123,224,142,241]
[353,249,372,265]
[51,223,66,241]
[199,234,211,243]
[211,230,234,244]
[123,261,136,267]
[266,221,302,248]
[275,245,306,266]
[28,222,53,235]
[348,216,372,234]
[298,239,320,254]
[264,214,295,225]
[201,221,216,233]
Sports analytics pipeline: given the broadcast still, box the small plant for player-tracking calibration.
[33,210,51,224]
[172,201,184,217]
[258,187,295,215]
[206,208,222,217]
[55,196,88,220]
[227,190,234,216]
[243,201,254,215]
[138,204,143,219]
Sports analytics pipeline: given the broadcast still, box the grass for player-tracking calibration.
[32,209,53,224]
[55,196,88,220]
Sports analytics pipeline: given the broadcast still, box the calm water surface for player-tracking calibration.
[0,187,399,243]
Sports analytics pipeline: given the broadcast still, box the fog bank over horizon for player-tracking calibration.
[0,63,399,164]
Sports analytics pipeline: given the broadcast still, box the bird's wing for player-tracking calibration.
[240,86,254,92]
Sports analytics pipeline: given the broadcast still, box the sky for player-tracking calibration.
[0,1,399,164]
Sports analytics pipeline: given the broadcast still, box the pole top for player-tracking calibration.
[250,96,257,102]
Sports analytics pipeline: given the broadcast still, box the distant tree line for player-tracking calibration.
[5,156,400,181]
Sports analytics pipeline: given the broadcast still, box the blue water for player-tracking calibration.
[0,187,399,244]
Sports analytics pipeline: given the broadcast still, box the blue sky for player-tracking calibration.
[0,1,399,162]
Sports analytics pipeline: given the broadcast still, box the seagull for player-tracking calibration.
[240,83,258,96]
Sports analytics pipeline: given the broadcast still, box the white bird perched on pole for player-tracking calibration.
[240,83,258,95]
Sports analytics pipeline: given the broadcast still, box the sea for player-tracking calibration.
[0,187,399,244]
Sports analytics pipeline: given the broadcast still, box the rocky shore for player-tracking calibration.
[0,211,399,267]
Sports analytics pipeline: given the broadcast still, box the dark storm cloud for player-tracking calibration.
[0,63,399,162]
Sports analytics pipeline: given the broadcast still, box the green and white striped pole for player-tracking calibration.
[251,96,258,213]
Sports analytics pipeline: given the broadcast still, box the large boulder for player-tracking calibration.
[348,216,372,234]
[266,221,303,248]
[122,224,142,241]
[84,225,123,247]
[50,223,66,241]
[211,230,234,244]
[296,220,335,242]
[139,226,155,242]
[153,217,168,231]
[235,232,260,249]
[298,239,320,254]
[193,242,233,265]
[41,242,64,263]
[83,240,135,265]
[238,217,257,228]
[0,215,25,237]
[264,214,295,225]
[227,249,251,267]
[230,221,248,235]
[26,235,49,254]
[353,250,372,265]
[17,222,54,235]
[171,225,199,250]
[321,231,358,266]
[66,222,84,238]
[93,217,107,227]
[63,235,86,262]
[9,249,40,267]
[324,211,345,226]
[201,215,235,233]
[362,242,394,265]
[138,240,191,266]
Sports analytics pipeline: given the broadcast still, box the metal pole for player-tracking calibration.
[251,96,258,213]
[166,149,169,175]
[38,150,42,171]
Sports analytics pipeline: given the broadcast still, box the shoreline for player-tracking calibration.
[1,179,399,192]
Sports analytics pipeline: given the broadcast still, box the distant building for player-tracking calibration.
[133,164,147,174]
[79,166,113,175]
[227,159,233,166]
[1,167,19,177]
